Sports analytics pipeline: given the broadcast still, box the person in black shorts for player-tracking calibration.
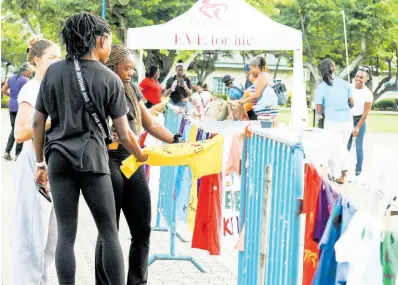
[32,13,147,285]
[95,45,179,285]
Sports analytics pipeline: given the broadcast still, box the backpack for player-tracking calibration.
[271,81,287,106]
[231,84,245,95]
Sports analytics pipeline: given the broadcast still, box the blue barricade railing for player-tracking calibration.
[238,127,305,285]
[148,107,206,272]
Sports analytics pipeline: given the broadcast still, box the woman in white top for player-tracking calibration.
[13,36,62,285]
[347,67,373,176]
[191,82,212,118]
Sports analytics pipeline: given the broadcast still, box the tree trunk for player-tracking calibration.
[273,56,281,79]
[373,58,392,101]
[338,52,366,80]
[21,14,38,34]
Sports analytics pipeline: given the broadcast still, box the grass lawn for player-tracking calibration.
[277,109,398,133]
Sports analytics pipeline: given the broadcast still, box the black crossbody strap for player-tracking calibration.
[73,59,113,145]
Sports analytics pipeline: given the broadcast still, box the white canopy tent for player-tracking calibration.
[127,0,307,127]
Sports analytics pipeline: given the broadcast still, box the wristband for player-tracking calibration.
[172,133,182,144]
[37,161,46,168]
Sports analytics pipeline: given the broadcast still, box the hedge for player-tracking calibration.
[1,96,9,108]
[373,98,397,111]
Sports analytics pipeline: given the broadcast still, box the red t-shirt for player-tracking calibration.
[302,163,321,285]
[139,77,162,105]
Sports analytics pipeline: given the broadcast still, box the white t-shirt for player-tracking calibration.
[17,79,41,149]
[350,85,373,116]
[191,91,212,108]
[334,210,383,285]
[17,79,41,107]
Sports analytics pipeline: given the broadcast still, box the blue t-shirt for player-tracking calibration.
[228,85,244,100]
[7,74,29,112]
[314,77,352,123]
[312,196,356,285]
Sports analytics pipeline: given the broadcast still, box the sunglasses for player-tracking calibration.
[358,65,371,74]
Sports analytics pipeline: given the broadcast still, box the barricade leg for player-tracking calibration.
[149,165,206,272]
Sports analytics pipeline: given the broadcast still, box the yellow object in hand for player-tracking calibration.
[120,134,224,179]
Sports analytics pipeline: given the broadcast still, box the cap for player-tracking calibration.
[222,75,234,85]
[244,64,250,71]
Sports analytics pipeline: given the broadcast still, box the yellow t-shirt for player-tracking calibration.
[120,134,224,179]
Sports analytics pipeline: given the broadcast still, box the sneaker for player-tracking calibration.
[14,155,19,161]
[355,171,361,176]
[3,152,12,161]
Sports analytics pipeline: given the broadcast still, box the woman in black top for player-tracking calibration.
[95,45,177,285]
[164,60,192,107]
[33,13,147,285]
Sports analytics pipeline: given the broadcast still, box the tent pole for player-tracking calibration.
[138,49,144,84]
[291,49,308,129]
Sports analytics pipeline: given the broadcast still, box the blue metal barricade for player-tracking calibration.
[149,106,206,272]
[151,107,188,242]
[238,126,305,285]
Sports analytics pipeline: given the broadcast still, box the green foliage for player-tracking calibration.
[373,98,397,111]
[214,94,228,101]
[1,96,10,109]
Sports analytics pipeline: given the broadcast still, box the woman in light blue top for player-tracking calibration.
[315,58,354,184]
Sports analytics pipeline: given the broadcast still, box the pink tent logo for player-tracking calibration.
[199,0,228,20]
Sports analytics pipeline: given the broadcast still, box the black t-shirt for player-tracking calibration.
[166,75,192,104]
[108,83,143,160]
[35,59,128,174]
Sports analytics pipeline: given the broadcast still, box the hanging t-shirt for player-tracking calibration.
[225,134,243,176]
[302,163,322,285]
[381,231,398,285]
[191,173,222,255]
[312,197,356,285]
[313,180,340,242]
[334,210,383,285]
[120,134,224,179]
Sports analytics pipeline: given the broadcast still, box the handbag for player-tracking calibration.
[72,59,113,145]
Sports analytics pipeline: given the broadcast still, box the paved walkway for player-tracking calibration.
[1,109,397,284]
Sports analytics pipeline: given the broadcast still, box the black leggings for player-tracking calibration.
[47,150,125,285]
[95,154,151,285]
[5,111,23,155]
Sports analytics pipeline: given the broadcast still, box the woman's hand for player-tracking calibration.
[352,127,360,137]
[137,150,149,163]
[35,167,48,192]
[112,132,119,142]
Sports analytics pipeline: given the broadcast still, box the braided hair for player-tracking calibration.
[60,12,111,59]
[320,58,335,86]
[105,45,142,135]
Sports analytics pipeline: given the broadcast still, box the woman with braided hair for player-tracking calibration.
[315,58,354,184]
[32,13,148,284]
[95,45,177,285]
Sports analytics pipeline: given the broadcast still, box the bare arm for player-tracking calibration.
[356,102,372,129]
[112,115,147,162]
[241,73,272,103]
[140,101,174,143]
[33,110,48,163]
[315,104,324,116]
[15,102,51,143]
[1,82,10,97]
[348,97,354,108]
